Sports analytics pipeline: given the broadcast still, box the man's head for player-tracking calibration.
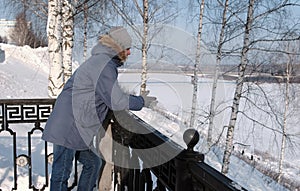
[99,26,132,62]
[108,26,132,50]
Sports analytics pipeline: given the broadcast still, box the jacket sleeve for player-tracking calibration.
[95,63,144,111]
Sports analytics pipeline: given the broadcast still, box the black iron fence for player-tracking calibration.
[0,99,56,191]
[0,99,247,191]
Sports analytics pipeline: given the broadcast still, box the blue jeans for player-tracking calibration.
[50,144,102,191]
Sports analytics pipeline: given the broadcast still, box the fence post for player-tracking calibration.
[175,129,204,191]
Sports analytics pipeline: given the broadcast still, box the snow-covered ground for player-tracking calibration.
[0,43,299,191]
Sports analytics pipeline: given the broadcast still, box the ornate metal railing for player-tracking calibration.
[0,99,247,191]
[0,99,56,191]
[111,111,247,191]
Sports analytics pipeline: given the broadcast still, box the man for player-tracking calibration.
[42,26,156,191]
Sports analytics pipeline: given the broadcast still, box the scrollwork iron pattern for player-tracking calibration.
[4,104,52,123]
[0,99,63,191]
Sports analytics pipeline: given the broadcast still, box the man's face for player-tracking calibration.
[126,48,131,56]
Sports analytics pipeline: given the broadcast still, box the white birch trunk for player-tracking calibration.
[207,0,229,143]
[221,0,255,174]
[278,53,290,182]
[62,0,74,81]
[140,0,149,94]
[190,0,205,128]
[47,0,64,98]
[83,2,88,62]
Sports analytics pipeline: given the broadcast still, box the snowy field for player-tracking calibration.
[0,43,299,191]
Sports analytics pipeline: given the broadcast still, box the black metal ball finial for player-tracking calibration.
[183,129,199,151]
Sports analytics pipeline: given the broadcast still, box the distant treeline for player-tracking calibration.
[124,62,300,77]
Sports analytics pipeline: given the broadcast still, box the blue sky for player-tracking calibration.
[0,0,17,20]
[1,0,299,20]
[1,1,299,36]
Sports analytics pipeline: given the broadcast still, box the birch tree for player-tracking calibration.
[240,41,300,188]
[9,0,106,97]
[277,50,290,183]
[111,0,177,94]
[207,0,229,143]
[61,0,74,81]
[277,40,300,183]
[47,0,64,97]
[47,0,77,97]
[74,0,111,62]
[220,0,300,175]
[139,0,149,93]
[221,0,255,174]
[189,0,205,128]
[83,1,88,61]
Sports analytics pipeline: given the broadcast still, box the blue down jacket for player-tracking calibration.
[42,43,144,150]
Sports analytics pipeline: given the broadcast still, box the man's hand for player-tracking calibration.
[141,90,158,108]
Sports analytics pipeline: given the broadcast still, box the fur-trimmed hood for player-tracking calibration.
[91,35,128,62]
[99,35,124,54]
